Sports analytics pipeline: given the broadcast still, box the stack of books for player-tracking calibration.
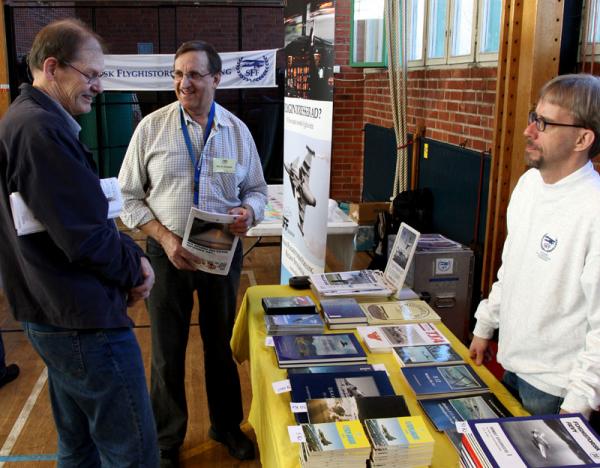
[264,314,324,335]
[364,416,435,467]
[299,420,372,468]
[360,299,441,325]
[320,298,368,329]
[460,414,600,468]
[262,295,317,315]
[272,333,367,368]
[357,322,449,353]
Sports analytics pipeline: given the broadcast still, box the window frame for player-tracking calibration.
[579,0,600,59]
[447,0,477,64]
[350,0,388,68]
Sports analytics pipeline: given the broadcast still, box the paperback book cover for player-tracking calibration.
[306,395,410,424]
[364,415,435,449]
[287,364,374,374]
[357,322,449,353]
[264,314,324,335]
[320,298,367,323]
[261,295,317,315]
[466,414,600,468]
[419,392,512,431]
[361,299,441,325]
[393,344,464,367]
[290,370,396,421]
[301,420,371,454]
[401,364,487,398]
[273,334,366,367]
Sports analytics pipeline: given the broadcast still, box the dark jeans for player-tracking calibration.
[503,371,564,415]
[24,321,159,468]
[146,237,244,450]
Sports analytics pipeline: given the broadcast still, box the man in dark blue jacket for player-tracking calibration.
[0,19,159,467]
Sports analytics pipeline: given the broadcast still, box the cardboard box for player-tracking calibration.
[348,202,390,225]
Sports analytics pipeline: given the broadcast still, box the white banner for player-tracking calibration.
[101,49,277,91]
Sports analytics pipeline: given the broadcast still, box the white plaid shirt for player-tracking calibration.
[118,101,267,237]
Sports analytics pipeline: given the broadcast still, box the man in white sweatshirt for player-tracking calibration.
[469,74,600,418]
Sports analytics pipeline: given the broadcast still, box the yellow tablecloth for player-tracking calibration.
[231,285,528,468]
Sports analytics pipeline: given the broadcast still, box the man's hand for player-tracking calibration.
[160,231,202,271]
[228,206,254,236]
[469,335,492,365]
[127,257,155,306]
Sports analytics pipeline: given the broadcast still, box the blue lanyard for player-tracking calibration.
[179,102,215,206]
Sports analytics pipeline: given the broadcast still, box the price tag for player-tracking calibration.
[290,402,308,413]
[272,379,291,394]
[265,336,274,347]
[288,425,306,443]
[372,363,389,375]
[455,421,471,434]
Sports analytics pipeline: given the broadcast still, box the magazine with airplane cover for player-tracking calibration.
[393,343,464,367]
[182,207,239,276]
[465,414,600,468]
[300,420,371,457]
[306,395,409,424]
[401,364,487,398]
[357,322,449,353]
[383,222,420,298]
[361,299,441,325]
[273,333,366,367]
[419,392,512,432]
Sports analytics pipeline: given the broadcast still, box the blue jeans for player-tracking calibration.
[503,371,564,415]
[24,322,159,468]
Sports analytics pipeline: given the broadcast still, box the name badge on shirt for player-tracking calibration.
[213,158,236,173]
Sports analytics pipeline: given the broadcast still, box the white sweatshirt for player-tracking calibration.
[473,161,600,417]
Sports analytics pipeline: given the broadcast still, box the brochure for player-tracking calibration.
[182,207,239,276]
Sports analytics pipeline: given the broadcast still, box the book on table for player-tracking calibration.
[401,364,488,399]
[360,299,441,325]
[460,413,600,468]
[305,395,410,424]
[299,420,371,468]
[364,416,435,468]
[357,322,449,353]
[262,295,317,315]
[393,343,464,367]
[418,392,512,432]
[320,297,368,329]
[264,314,324,336]
[272,333,367,368]
[309,222,420,300]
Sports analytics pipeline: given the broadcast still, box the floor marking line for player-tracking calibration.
[0,367,48,466]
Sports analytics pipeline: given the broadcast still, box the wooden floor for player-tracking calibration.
[0,235,370,467]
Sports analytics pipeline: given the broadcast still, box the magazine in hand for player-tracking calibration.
[182,207,239,276]
[309,222,420,300]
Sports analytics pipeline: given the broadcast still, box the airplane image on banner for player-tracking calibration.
[284,145,317,236]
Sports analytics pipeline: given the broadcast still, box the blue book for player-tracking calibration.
[287,364,375,374]
[320,298,367,323]
[465,414,600,468]
[273,333,367,368]
[290,370,396,423]
[401,364,487,398]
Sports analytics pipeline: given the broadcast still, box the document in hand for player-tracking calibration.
[182,207,239,276]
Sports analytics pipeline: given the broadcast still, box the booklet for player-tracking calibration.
[9,177,123,236]
[182,207,239,276]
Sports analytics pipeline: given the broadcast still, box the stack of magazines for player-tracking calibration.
[299,420,372,468]
[364,416,434,467]
[460,414,600,468]
[264,314,324,335]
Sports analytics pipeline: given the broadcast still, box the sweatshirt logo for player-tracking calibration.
[540,233,558,252]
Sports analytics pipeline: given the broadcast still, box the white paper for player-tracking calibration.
[265,336,275,347]
[290,402,308,413]
[182,207,239,276]
[99,177,123,219]
[372,363,389,375]
[288,425,306,443]
[455,421,471,434]
[272,379,292,394]
[384,222,420,298]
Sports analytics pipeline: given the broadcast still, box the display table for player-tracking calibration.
[231,285,528,468]
[246,185,359,270]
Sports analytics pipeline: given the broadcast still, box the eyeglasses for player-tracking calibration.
[64,62,102,85]
[170,70,212,81]
[528,111,586,132]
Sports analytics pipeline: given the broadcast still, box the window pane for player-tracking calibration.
[408,0,425,60]
[427,0,448,59]
[353,0,385,63]
[451,0,474,56]
[588,0,600,43]
[480,0,502,53]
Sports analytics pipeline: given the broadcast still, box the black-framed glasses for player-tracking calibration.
[170,70,212,81]
[528,111,586,132]
[64,62,101,85]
